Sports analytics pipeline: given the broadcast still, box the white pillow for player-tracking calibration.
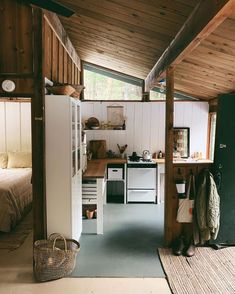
[7,152,32,168]
[0,153,8,169]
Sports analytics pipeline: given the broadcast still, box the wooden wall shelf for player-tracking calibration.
[84,129,126,131]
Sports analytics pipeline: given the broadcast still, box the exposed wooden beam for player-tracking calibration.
[145,0,235,91]
[164,67,174,246]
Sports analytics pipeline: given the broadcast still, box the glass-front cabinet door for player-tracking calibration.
[71,100,81,176]
[72,102,76,176]
[76,104,81,172]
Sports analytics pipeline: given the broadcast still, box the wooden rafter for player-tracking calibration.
[145,0,235,91]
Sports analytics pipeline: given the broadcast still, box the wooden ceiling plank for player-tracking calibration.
[186,53,235,73]
[181,58,235,80]
[200,39,235,59]
[104,0,188,24]
[175,70,235,89]
[190,46,235,70]
[174,77,229,94]
[175,0,199,8]
[78,49,149,78]
[60,2,176,40]
[68,37,158,66]
[73,40,154,67]
[174,81,218,98]
[60,14,170,49]
[145,0,235,91]
[175,71,234,91]
[176,63,235,85]
[64,26,163,58]
[117,0,195,18]
[60,0,186,36]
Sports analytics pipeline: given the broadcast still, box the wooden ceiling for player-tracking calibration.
[58,0,199,79]
[174,11,235,101]
[57,0,235,101]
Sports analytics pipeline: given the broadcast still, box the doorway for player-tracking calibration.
[0,98,34,282]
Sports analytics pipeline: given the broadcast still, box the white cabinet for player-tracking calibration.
[127,190,156,202]
[45,95,82,241]
[157,163,165,204]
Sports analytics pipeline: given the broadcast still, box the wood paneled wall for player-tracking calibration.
[44,16,81,84]
[0,0,34,97]
[169,163,212,245]
[0,102,31,152]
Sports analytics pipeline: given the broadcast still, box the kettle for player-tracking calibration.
[142,150,151,160]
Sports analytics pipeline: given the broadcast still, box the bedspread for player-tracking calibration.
[0,168,32,232]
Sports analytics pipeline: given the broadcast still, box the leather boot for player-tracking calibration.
[172,236,185,256]
[185,243,196,257]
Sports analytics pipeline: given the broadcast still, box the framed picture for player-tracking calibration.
[107,105,124,126]
[173,127,190,158]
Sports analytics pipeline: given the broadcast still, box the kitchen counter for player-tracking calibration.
[83,158,213,179]
[83,158,126,179]
[153,158,213,164]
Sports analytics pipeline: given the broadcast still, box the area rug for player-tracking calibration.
[158,247,235,294]
[0,210,32,250]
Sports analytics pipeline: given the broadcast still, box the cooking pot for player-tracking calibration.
[142,150,152,160]
[129,151,141,162]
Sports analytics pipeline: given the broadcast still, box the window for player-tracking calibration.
[83,63,143,101]
[208,113,217,161]
[150,87,198,101]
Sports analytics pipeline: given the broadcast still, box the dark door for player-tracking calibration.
[213,94,235,244]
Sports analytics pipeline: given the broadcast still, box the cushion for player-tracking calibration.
[7,152,32,168]
[0,153,8,168]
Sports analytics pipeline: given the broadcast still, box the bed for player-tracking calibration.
[0,168,32,232]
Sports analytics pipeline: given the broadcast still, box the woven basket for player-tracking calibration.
[34,233,80,282]
[47,85,76,96]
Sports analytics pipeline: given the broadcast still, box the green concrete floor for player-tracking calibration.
[72,203,165,277]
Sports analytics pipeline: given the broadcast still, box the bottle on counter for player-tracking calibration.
[158,150,163,159]
[122,120,126,130]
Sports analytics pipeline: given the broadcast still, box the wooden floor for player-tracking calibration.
[0,233,171,294]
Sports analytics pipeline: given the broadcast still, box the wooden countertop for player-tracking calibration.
[83,158,126,179]
[173,159,213,165]
[152,158,165,164]
[153,158,213,164]
[83,158,213,179]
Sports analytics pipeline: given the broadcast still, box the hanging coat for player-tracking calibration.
[194,169,220,244]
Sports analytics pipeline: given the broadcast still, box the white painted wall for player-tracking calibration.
[81,101,209,158]
[0,102,31,152]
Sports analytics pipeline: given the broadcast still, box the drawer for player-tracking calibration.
[82,198,97,204]
[127,168,156,189]
[127,190,156,203]
[107,168,123,180]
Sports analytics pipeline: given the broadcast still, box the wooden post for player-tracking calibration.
[32,8,47,241]
[164,67,174,246]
